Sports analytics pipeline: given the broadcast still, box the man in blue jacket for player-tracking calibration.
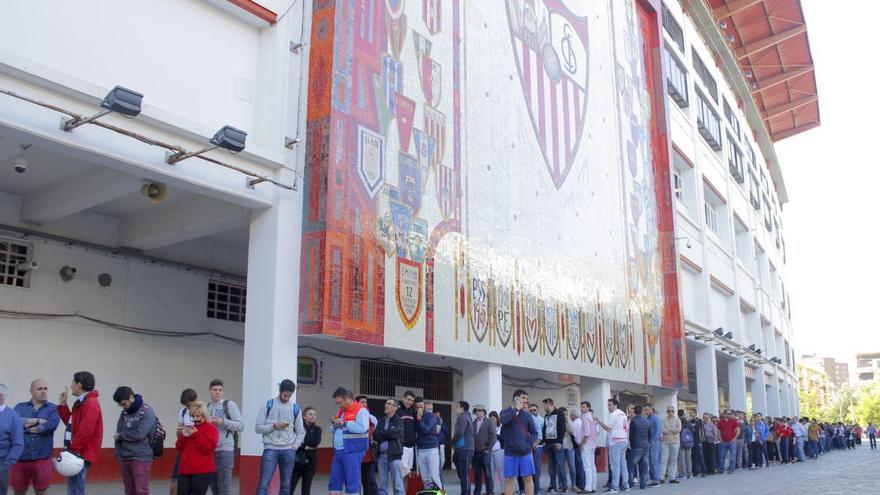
[500,390,539,495]
[12,379,59,495]
[628,405,652,490]
[645,404,664,486]
[0,383,24,495]
[415,397,442,489]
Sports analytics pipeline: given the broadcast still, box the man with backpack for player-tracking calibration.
[112,386,158,495]
[255,379,305,495]
[207,379,243,495]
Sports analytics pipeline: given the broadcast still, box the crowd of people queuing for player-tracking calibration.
[0,374,871,495]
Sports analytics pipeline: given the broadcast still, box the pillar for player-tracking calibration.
[728,357,748,412]
[750,365,767,415]
[695,342,720,415]
[581,378,611,472]
[653,387,678,412]
[462,362,504,413]
[239,175,302,495]
[767,368,781,417]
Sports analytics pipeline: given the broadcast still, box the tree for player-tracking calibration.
[855,380,880,425]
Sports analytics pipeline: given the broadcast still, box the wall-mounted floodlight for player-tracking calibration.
[724,332,734,340]
[62,86,143,131]
[166,125,247,164]
[756,349,762,355]
[747,344,757,351]
[713,328,725,337]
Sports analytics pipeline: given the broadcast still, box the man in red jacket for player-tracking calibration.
[58,371,103,495]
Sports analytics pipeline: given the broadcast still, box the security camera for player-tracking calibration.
[12,155,29,173]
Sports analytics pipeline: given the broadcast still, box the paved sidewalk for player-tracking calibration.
[42,446,876,494]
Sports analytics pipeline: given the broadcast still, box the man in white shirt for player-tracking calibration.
[579,402,599,494]
[596,398,629,493]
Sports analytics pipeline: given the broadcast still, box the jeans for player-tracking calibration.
[779,438,791,463]
[749,441,765,467]
[649,440,662,482]
[377,454,404,495]
[808,440,819,459]
[795,437,806,461]
[453,449,472,495]
[211,450,235,495]
[473,451,494,495]
[119,459,151,495]
[677,446,692,477]
[67,463,89,495]
[869,434,877,450]
[608,443,628,491]
[532,446,542,492]
[659,443,679,480]
[580,446,596,492]
[573,446,585,490]
[546,446,567,490]
[563,448,577,490]
[0,463,8,495]
[691,442,705,475]
[256,448,295,495]
[628,448,650,489]
[417,447,442,489]
[719,441,736,472]
[736,439,747,469]
[362,460,378,495]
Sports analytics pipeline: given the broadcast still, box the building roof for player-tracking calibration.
[708,0,820,142]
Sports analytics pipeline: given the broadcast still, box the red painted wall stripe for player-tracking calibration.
[227,0,278,24]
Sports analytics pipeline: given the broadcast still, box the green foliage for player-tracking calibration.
[798,380,880,425]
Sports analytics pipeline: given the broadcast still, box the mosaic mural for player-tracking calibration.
[301,0,686,387]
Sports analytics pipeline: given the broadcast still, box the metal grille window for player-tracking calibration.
[360,359,453,402]
[727,134,744,183]
[207,279,247,322]
[692,50,718,102]
[661,4,685,51]
[664,47,688,107]
[0,239,32,288]
[696,89,722,151]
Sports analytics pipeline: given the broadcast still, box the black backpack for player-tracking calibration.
[147,406,166,459]
[223,400,240,450]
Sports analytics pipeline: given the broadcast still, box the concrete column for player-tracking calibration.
[581,378,611,445]
[239,175,302,494]
[462,362,503,413]
[653,387,678,411]
[766,368,781,417]
[750,366,768,415]
[728,357,748,412]
[695,342,720,415]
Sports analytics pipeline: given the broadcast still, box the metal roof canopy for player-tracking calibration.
[688,0,820,204]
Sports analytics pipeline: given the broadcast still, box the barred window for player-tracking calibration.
[696,89,722,151]
[692,49,718,102]
[0,239,33,288]
[665,46,689,107]
[207,279,247,323]
[662,4,685,52]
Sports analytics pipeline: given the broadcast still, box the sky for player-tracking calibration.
[774,0,880,369]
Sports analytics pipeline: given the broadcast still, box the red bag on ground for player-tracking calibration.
[405,473,425,495]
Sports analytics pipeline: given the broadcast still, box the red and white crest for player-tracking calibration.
[506,0,589,190]
[436,163,455,220]
[424,106,446,168]
[422,0,441,35]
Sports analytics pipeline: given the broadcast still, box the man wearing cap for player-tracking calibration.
[472,404,496,495]
[255,379,305,495]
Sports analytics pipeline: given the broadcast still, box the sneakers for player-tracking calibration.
[669,479,680,484]
[647,482,660,488]
[605,489,618,493]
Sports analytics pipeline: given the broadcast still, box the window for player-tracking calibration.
[762,195,772,231]
[704,202,719,234]
[665,47,689,107]
[673,170,683,200]
[734,216,752,269]
[671,147,694,211]
[723,99,741,140]
[727,133,744,183]
[748,165,761,210]
[692,50,718,102]
[207,279,247,322]
[0,238,33,288]
[360,359,453,401]
[696,89,722,150]
[662,4,685,51]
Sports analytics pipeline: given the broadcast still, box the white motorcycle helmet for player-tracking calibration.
[54,451,85,477]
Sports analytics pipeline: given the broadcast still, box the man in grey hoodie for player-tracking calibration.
[112,386,157,495]
[207,379,244,495]
[255,379,305,495]
[452,401,474,495]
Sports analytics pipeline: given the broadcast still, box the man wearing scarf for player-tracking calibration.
[112,386,158,495]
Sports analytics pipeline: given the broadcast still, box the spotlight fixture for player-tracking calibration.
[744,70,754,79]
[725,34,736,42]
[674,236,692,249]
[714,328,725,337]
[747,344,757,351]
[16,261,38,272]
[166,125,247,164]
[724,332,734,340]
[59,265,78,282]
[12,144,31,173]
[756,349,762,355]
[62,86,143,131]
[719,20,729,29]
[751,81,758,90]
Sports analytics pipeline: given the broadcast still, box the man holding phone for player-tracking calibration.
[500,390,539,495]
[254,379,305,495]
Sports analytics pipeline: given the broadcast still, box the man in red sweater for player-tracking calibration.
[58,371,103,495]
[715,411,740,475]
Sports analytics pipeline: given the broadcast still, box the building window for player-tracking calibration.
[207,279,247,322]
[673,170,683,200]
[665,47,689,107]
[0,238,33,288]
[723,99,741,140]
[692,49,718,102]
[704,202,719,234]
[762,195,773,231]
[360,359,453,402]
[748,166,761,210]
[727,134,744,183]
[662,4,685,52]
[696,90,722,151]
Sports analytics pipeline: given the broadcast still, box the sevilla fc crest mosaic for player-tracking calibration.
[506,0,589,190]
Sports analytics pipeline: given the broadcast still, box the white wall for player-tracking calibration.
[0,236,245,448]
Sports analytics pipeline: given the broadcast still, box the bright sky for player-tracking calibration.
[775,0,880,369]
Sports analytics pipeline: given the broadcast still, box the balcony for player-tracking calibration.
[665,49,689,108]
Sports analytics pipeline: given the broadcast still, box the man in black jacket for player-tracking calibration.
[396,391,417,478]
[542,398,568,492]
[472,404,497,495]
[689,409,707,477]
[375,398,405,495]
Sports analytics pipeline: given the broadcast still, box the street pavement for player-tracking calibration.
[45,445,877,494]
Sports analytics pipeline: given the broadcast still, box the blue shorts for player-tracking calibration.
[504,454,535,478]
